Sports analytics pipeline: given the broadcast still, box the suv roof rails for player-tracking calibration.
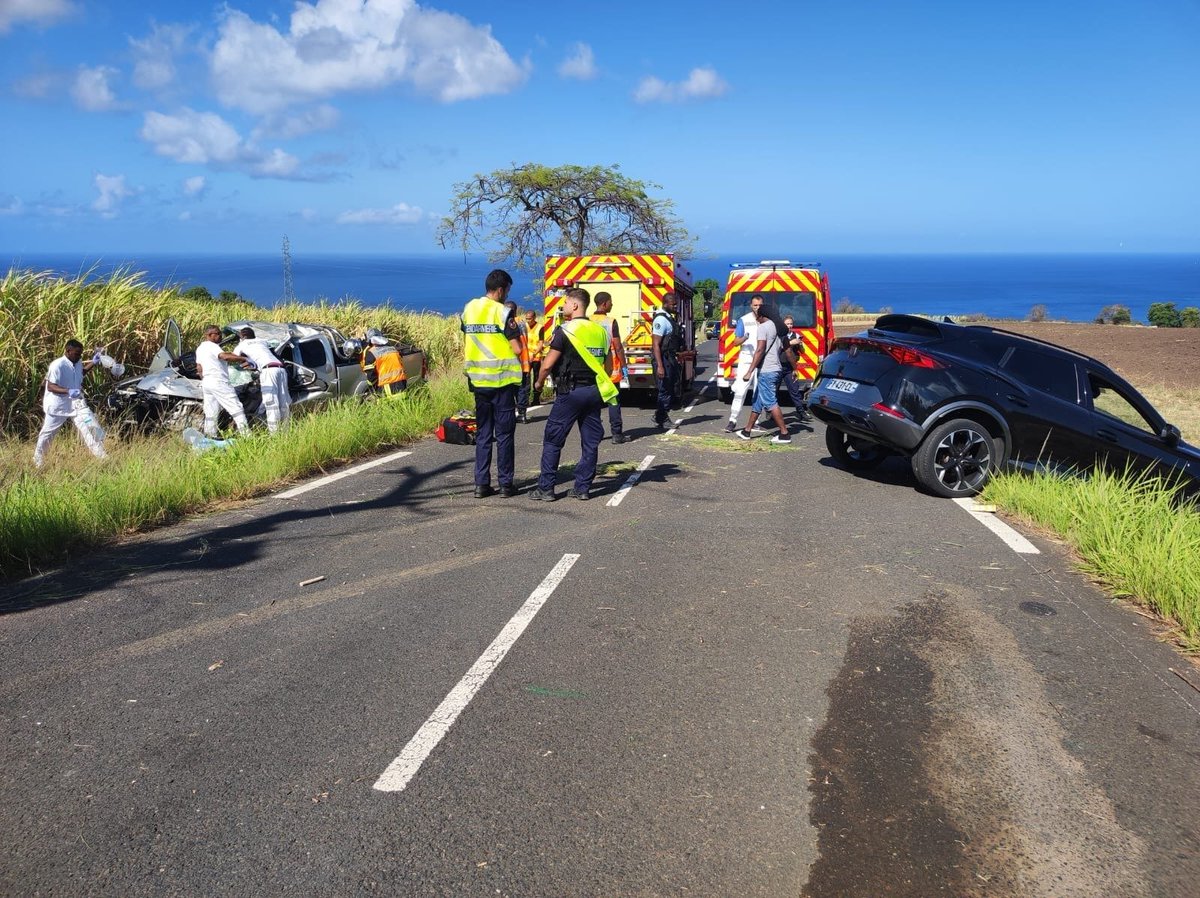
[966,324,1101,366]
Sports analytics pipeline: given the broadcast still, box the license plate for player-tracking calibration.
[825,378,858,394]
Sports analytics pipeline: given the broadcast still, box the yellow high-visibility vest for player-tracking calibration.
[461,297,522,389]
[562,318,619,405]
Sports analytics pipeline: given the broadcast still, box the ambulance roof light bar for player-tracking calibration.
[729,260,822,269]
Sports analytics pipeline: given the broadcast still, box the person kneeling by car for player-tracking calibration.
[360,329,408,399]
[234,327,291,433]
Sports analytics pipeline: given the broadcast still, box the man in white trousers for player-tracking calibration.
[33,339,108,467]
[195,324,250,438]
[724,293,763,432]
[233,327,290,433]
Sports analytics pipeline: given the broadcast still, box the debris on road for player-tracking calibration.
[298,576,326,587]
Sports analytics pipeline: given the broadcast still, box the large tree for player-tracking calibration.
[437,163,696,270]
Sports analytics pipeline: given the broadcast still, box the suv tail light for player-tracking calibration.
[839,337,946,369]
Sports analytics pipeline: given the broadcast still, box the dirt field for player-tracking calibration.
[990,322,1200,392]
[833,317,1200,391]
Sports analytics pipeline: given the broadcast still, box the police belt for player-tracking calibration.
[557,376,598,393]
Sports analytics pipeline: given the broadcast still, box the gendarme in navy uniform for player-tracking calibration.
[530,287,618,501]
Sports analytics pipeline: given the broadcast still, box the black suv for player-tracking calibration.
[808,314,1200,498]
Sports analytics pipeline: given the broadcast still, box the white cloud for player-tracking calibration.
[210,0,528,114]
[336,202,423,225]
[71,65,119,111]
[182,175,207,197]
[130,23,192,91]
[178,210,192,221]
[633,66,729,104]
[140,107,302,179]
[299,208,319,222]
[92,173,132,217]
[0,0,75,34]
[253,104,340,140]
[557,42,597,80]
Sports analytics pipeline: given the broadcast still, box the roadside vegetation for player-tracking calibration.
[0,267,474,581]
[983,467,1200,652]
[0,268,462,437]
[0,373,472,581]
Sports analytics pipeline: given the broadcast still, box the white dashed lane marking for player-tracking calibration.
[607,455,655,508]
[373,553,581,793]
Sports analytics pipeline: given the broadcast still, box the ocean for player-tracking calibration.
[6,251,1198,324]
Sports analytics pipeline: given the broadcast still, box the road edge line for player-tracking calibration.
[274,449,412,499]
[953,497,1040,554]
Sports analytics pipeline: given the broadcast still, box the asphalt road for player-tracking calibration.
[3,344,1199,897]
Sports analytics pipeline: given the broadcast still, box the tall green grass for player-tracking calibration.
[1,268,465,437]
[982,468,1200,650]
[0,374,472,581]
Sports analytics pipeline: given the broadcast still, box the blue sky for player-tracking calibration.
[1,0,1197,257]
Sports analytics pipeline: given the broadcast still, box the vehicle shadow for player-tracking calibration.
[817,454,921,491]
[0,458,471,616]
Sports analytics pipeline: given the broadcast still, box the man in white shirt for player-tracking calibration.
[725,294,763,432]
[33,339,108,467]
[195,324,250,438]
[233,327,290,433]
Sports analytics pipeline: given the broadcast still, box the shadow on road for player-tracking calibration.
[1,458,470,616]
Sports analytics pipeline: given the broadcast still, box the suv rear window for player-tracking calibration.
[1002,348,1078,402]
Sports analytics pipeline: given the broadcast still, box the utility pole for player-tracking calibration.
[281,234,296,303]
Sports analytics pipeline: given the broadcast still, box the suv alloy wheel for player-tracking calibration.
[911,417,999,498]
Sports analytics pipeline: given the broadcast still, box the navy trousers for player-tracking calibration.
[606,400,623,437]
[653,361,679,424]
[473,384,517,488]
[538,385,604,492]
[782,369,809,410]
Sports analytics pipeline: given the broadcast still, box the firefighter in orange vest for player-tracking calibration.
[360,329,407,398]
[523,309,545,408]
[591,291,629,444]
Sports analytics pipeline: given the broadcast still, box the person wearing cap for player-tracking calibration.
[529,287,618,501]
[33,339,109,467]
[590,291,629,444]
[233,326,291,433]
[195,324,251,438]
[461,269,523,499]
[360,329,408,399]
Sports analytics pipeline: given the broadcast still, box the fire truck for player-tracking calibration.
[716,260,835,402]
[542,253,695,394]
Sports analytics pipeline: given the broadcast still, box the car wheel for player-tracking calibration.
[912,417,996,498]
[825,426,888,469]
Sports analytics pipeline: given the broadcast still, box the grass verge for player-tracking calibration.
[982,468,1200,652]
[0,375,471,582]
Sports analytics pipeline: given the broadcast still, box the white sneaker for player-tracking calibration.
[770,434,792,444]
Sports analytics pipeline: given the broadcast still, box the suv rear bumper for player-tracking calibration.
[809,383,924,452]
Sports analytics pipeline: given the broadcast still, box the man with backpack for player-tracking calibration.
[651,292,683,429]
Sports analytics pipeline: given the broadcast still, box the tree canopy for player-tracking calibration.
[437,163,696,271]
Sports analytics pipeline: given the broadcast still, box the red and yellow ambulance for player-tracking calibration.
[543,253,696,394]
[717,260,835,402]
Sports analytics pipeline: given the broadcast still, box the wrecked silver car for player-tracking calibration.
[106,319,426,432]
